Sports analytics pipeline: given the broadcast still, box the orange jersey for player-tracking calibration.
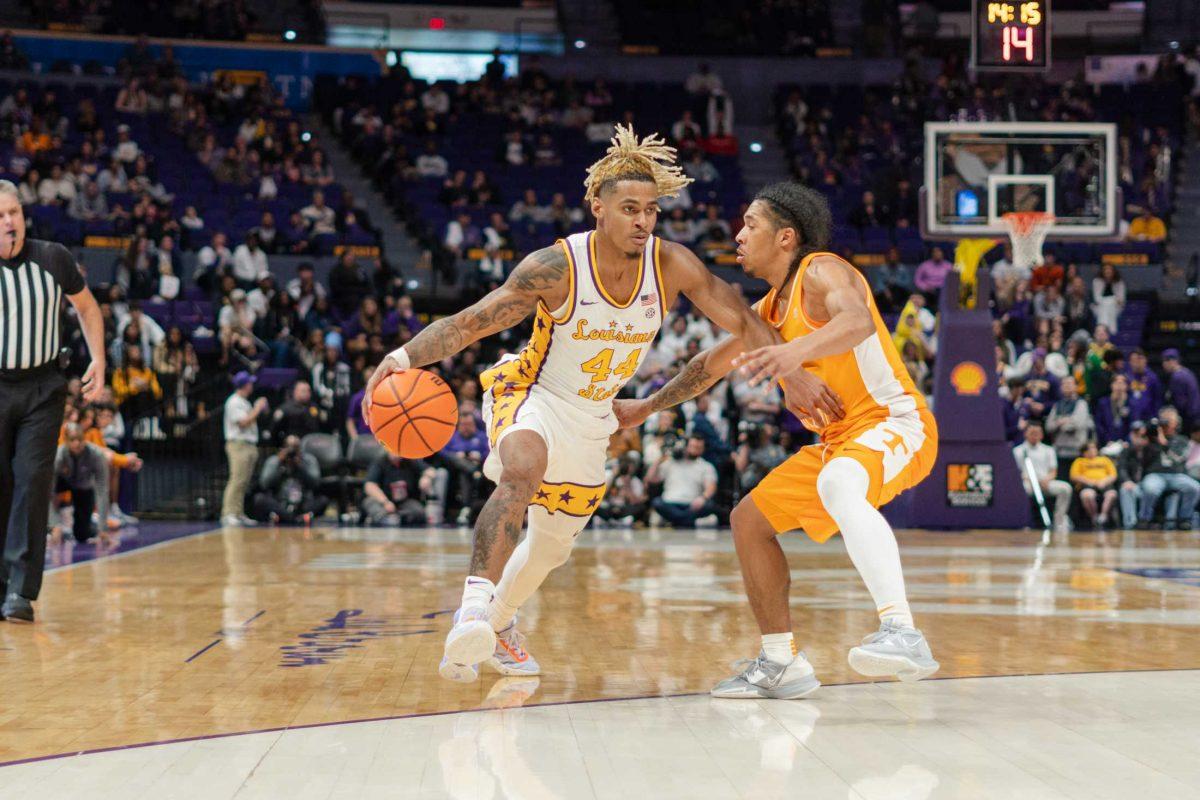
[758,251,927,443]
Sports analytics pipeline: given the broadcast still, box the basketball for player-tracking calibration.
[368,369,459,458]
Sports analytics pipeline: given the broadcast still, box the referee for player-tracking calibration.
[0,180,105,623]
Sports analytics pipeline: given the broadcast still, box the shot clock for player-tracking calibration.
[971,0,1050,71]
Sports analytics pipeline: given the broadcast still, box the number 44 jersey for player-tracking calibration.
[480,230,666,427]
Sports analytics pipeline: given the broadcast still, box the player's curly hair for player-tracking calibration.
[583,123,693,203]
[754,182,833,268]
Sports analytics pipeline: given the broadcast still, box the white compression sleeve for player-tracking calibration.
[816,457,914,629]
[486,505,581,631]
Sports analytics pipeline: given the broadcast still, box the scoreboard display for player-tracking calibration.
[971,0,1051,71]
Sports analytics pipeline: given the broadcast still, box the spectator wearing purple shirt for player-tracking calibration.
[1125,348,1163,415]
[383,295,424,339]
[346,366,374,440]
[1094,373,1135,445]
[914,246,954,300]
[440,414,490,525]
[1163,349,1200,429]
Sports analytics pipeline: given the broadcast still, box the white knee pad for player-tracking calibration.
[816,457,871,512]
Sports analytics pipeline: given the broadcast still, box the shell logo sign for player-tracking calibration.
[950,361,987,396]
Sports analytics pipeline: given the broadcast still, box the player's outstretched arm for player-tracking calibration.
[363,245,568,416]
[734,255,875,387]
[667,242,777,351]
[613,335,743,430]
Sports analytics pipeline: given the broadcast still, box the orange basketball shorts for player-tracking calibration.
[750,408,938,542]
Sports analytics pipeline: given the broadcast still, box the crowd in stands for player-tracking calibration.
[323,56,745,292]
[6,34,1196,534]
[774,52,1192,264]
[1002,289,1200,532]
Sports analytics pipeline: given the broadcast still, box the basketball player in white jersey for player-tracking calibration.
[363,126,786,682]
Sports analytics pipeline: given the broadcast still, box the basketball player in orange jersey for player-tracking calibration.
[364,129,838,683]
[617,182,940,698]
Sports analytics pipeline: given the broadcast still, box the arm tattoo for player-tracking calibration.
[403,245,567,369]
[510,244,569,293]
[649,355,718,413]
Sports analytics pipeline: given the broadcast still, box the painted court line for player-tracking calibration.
[186,609,270,663]
[2,667,1198,770]
[184,640,222,664]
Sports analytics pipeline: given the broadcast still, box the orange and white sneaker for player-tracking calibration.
[484,620,540,676]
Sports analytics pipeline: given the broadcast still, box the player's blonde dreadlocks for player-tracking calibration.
[583,123,693,203]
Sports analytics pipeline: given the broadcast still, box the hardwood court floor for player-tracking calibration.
[2,524,1199,798]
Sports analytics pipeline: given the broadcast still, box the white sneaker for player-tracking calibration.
[695,514,718,528]
[238,515,259,527]
[112,506,139,525]
[220,515,241,527]
[439,606,496,683]
[617,515,634,528]
[484,620,540,676]
[649,510,665,527]
[848,622,939,682]
[711,651,821,699]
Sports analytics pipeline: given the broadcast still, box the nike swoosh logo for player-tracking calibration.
[580,300,598,305]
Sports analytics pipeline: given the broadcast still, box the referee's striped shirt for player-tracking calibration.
[0,239,85,371]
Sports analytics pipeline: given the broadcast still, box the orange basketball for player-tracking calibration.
[368,369,459,458]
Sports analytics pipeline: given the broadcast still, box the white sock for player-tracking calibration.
[761,632,796,665]
[817,457,916,630]
[877,601,915,630]
[461,576,495,610]
[486,593,520,632]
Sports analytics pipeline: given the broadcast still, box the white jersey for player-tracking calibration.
[480,230,665,427]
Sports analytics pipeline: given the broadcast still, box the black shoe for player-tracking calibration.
[2,593,33,623]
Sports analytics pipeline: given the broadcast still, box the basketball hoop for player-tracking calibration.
[1001,211,1055,272]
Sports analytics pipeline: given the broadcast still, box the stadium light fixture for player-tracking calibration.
[283,29,297,41]
[301,131,312,142]
[574,39,587,49]
[749,141,763,153]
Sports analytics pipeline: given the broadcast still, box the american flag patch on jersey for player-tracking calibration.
[640,292,658,306]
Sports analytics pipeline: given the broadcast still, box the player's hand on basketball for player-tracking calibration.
[781,371,844,426]
[362,355,405,419]
[613,398,652,430]
[733,341,803,387]
[81,359,105,404]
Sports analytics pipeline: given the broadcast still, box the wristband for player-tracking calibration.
[386,347,411,370]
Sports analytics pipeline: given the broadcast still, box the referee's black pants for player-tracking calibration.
[0,365,67,601]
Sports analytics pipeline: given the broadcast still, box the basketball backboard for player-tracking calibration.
[921,122,1118,238]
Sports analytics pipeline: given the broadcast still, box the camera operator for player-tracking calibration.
[732,422,788,496]
[596,453,648,527]
[251,435,325,525]
[1138,408,1200,529]
[362,450,443,526]
[647,435,718,528]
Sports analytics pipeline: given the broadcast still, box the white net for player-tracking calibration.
[1002,212,1055,272]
